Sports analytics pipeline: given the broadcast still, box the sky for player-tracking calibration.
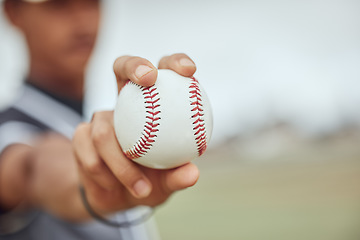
[1,0,360,145]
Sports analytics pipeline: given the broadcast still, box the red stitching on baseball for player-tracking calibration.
[124,82,160,160]
[190,77,208,156]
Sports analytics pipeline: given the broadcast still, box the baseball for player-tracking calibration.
[114,69,213,169]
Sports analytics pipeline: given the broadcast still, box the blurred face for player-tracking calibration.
[8,0,100,79]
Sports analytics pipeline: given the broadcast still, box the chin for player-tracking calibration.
[66,56,91,75]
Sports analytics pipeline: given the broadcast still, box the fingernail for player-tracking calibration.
[133,179,151,198]
[135,65,153,80]
[179,58,196,67]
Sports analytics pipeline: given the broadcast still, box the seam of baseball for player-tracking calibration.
[124,82,160,160]
[190,77,207,156]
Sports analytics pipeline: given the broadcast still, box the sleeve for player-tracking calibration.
[0,207,6,215]
[0,121,41,153]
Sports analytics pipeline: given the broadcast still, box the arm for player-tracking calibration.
[0,135,86,220]
[0,144,32,212]
[0,54,200,222]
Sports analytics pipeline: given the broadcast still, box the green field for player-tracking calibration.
[155,136,360,240]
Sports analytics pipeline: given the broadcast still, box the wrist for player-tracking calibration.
[79,185,154,228]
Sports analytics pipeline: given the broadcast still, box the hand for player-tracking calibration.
[28,134,80,219]
[0,144,32,211]
[73,54,200,216]
[0,133,81,219]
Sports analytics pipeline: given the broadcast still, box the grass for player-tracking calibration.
[154,136,360,240]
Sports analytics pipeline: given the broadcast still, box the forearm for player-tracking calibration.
[0,144,32,211]
[0,141,91,222]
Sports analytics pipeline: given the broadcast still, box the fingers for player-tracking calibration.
[126,163,199,208]
[163,163,200,194]
[73,110,200,210]
[73,111,152,199]
[158,53,196,77]
[113,56,158,93]
[90,111,152,199]
[73,123,119,191]
[113,54,197,93]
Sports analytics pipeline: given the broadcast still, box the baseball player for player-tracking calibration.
[0,0,199,239]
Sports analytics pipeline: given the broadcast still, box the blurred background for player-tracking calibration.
[1,0,360,239]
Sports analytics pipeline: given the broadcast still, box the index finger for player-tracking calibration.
[158,53,197,77]
[113,56,158,93]
[90,112,153,199]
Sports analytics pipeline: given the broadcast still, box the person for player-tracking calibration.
[0,0,200,239]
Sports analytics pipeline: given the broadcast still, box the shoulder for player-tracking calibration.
[0,107,47,153]
[0,107,49,131]
[0,83,84,151]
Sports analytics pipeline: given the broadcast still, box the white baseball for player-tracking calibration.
[114,69,213,169]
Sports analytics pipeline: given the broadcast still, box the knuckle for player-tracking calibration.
[84,160,105,175]
[113,56,129,71]
[171,53,187,58]
[91,111,112,122]
[123,58,134,74]
[159,56,170,66]
[128,56,152,69]
[125,56,140,71]
[91,111,102,122]
[113,56,122,68]
[114,163,131,179]
[160,55,170,61]
[92,123,113,145]
[114,164,137,184]
[72,123,90,143]
[76,122,90,133]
